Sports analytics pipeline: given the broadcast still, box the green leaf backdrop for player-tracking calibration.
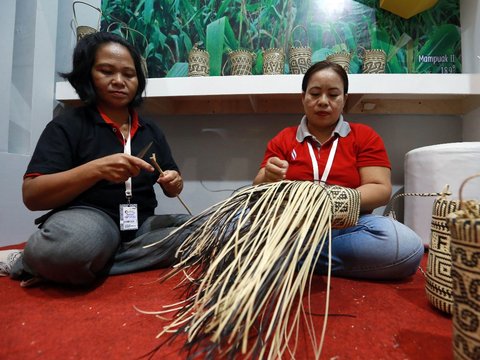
[99,0,461,78]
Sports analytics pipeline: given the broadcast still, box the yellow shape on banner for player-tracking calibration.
[379,0,439,19]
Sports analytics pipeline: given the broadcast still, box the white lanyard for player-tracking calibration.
[307,137,338,184]
[122,117,132,201]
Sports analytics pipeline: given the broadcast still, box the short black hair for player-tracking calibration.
[60,31,146,107]
[301,61,349,94]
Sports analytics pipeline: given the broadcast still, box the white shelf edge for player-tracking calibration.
[55,73,480,100]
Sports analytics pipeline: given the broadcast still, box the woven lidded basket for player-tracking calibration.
[447,174,480,360]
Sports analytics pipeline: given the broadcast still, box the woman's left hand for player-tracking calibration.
[157,170,183,197]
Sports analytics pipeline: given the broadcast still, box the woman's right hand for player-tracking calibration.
[253,157,288,184]
[93,153,154,183]
[22,154,154,211]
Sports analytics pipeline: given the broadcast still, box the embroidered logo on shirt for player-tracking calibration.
[291,149,297,160]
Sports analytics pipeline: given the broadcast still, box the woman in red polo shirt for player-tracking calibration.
[254,61,423,280]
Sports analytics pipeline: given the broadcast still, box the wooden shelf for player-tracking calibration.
[55,73,480,116]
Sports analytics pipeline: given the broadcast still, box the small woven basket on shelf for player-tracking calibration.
[360,48,387,74]
[262,47,285,75]
[288,25,311,74]
[223,49,256,76]
[72,1,102,42]
[326,51,352,73]
[447,173,480,360]
[188,44,210,77]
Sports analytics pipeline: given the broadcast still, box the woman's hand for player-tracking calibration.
[157,170,183,197]
[253,157,289,184]
[22,154,154,211]
[94,153,154,183]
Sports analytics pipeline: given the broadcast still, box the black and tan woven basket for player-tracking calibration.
[327,185,360,229]
[360,48,387,74]
[384,187,461,314]
[288,25,311,75]
[188,44,210,77]
[425,190,461,314]
[223,49,256,76]
[262,47,285,75]
[326,51,352,73]
[447,174,480,360]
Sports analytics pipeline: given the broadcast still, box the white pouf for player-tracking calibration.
[404,142,480,245]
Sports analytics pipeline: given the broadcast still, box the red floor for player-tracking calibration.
[0,246,452,360]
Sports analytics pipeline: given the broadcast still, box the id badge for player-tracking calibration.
[119,203,138,231]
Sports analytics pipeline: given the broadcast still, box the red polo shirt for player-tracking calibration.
[259,117,391,188]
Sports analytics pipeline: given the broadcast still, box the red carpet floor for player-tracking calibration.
[0,245,452,360]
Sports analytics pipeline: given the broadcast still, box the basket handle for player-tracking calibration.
[106,22,148,49]
[458,173,480,215]
[72,1,102,30]
[357,46,366,60]
[290,25,309,46]
[382,185,451,219]
[192,42,205,51]
[221,55,230,76]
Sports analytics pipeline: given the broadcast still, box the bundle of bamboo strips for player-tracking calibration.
[143,180,360,359]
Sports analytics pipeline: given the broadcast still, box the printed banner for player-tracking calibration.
[100,0,461,77]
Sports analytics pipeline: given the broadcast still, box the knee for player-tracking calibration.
[363,215,423,252]
[335,215,424,280]
[24,208,121,285]
[383,218,425,279]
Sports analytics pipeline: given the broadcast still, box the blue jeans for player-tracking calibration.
[11,206,193,285]
[312,214,424,280]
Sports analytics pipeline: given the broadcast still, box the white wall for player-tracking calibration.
[1,0,60,246]
[152,113,463,216]
[0,0,15,153]
[0,0,478,246]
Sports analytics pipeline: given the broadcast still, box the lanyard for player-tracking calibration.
[307,137,338,184]
[122,117,132,202]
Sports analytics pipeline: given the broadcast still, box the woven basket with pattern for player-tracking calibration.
[361,49,386,74]
[188,44,210,77]
[447,174,480,360]
[262,47,285,75]
[425,192,461,314]
[326,51,352,73]
[223,49,256,76]
[382,187,459,314]
[288,25,311,74]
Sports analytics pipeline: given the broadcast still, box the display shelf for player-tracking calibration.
[55,73,480,116]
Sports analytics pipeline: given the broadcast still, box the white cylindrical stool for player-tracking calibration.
[404,142,480,245]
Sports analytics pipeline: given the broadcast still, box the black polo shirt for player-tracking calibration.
[25,105,179,232]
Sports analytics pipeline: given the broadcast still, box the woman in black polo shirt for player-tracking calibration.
[0,32,191,287]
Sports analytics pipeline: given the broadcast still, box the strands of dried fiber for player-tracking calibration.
[142,180,360,360]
